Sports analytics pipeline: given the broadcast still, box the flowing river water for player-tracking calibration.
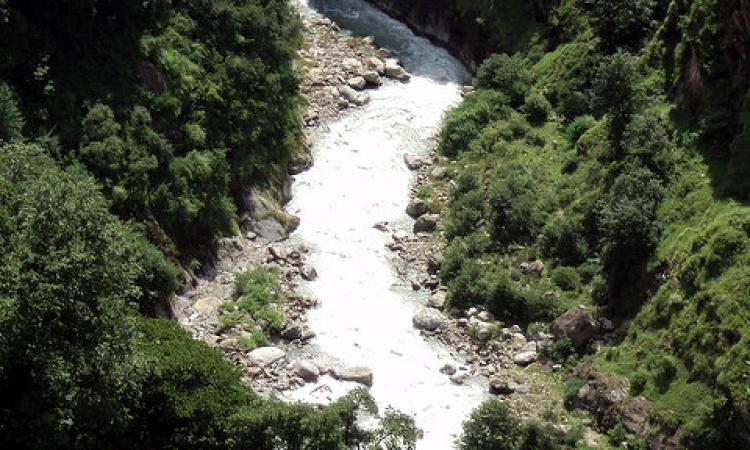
[286,1,489,447]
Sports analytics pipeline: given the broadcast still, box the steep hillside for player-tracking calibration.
[401,0,750,447]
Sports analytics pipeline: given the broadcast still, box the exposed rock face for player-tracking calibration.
[334,366,374,386]
[621,397,651,435]
[413,308,445,331]
[489,378,515,395]
[248,347,285,367]
[551,305,596,349]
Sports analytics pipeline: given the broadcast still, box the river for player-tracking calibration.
[285,1,488,448]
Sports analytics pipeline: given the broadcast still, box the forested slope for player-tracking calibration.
[396,0,750,447]
[0,1,417,448]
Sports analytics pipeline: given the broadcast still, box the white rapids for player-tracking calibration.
[285,1,489,448]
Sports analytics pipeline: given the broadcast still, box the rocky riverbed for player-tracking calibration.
[174,2,412,395]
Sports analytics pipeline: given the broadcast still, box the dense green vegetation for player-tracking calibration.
[0,142,417,448]
[0,1,420,448]
[433,0,750,447]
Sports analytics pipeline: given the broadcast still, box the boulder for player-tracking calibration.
[477,311,494,322]
[338,85,370,106]
[403,154,424,170]
[439,363,457,375]
[426,254,443,274]
[384,58,410,81]
[335,366,373,387]
[450,373,469,385]
[475,322,493,341]
[513,350,538,366]
[347,76,366,90]
[281,323,307,340]
[300,265,318,281]
[489,378,515,395]
[551,305,596,349]
[413,214,439,233]
[413,308,445,331]
[428,291,447,310]
[520,260,545,277]
[431,166,448,179]
[294,360,320,382]
[269,245,288,261]
[406,199,428,218]
[248,347,285,367]
[365,56,385,74]
[362,70,381,85]
[621,398,651,435]
[194,296,221,315]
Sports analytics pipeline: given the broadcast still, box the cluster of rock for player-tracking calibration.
[296,13,410,128]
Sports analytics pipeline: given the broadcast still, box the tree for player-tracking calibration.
[0,143,145,447]
[592,50,645,148]
[458,400,525,450]
[0,82,23,142]
[585,0,657,51]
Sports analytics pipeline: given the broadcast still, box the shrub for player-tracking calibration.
[650,356,677,392]
[566,115,597,145]
[551,266,581,291]
[523,92,553,124]
[607,423,627,447]
[440,231,492,281]
[542,216,589,266]
[441,90,510,157]
[630,371,648,395]
[0,82,24,142]
[474,54,532,107]
[445,188,486,239]
[488,166,548,246]
[457,400,524,450]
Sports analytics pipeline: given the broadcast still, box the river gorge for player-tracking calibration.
[285,0,489,448]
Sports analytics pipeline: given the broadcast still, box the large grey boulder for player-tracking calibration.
[413,214,439,233]
[347,76,366,90]
[413,308,445,331]
[406,199,428,218]
[384,58,410,81]
[294,360,320,382]
[248,347,285,367]
[403,154,424,170]
[335,366,373,386]
[365,56,385,74]
[551,305,596,349]
[513,350,538,366]
[428,291,447,310]
[338,85,370,106]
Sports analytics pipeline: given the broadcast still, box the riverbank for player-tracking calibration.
[174,3,411,394]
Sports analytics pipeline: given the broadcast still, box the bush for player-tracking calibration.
[566,115,597,145]
[523,92,553,124]
[445,188,486,239]
[0,82,24,142]
[457,400,524,450]
[441,90,510,157]
[607,423,627,447]
[630,371,648,395]
[551,266,581,291]
[542,216,589,266]
[488,166,548,246]
[650,356,677,392]
[474,54,532,107]
[440,231,492,281]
